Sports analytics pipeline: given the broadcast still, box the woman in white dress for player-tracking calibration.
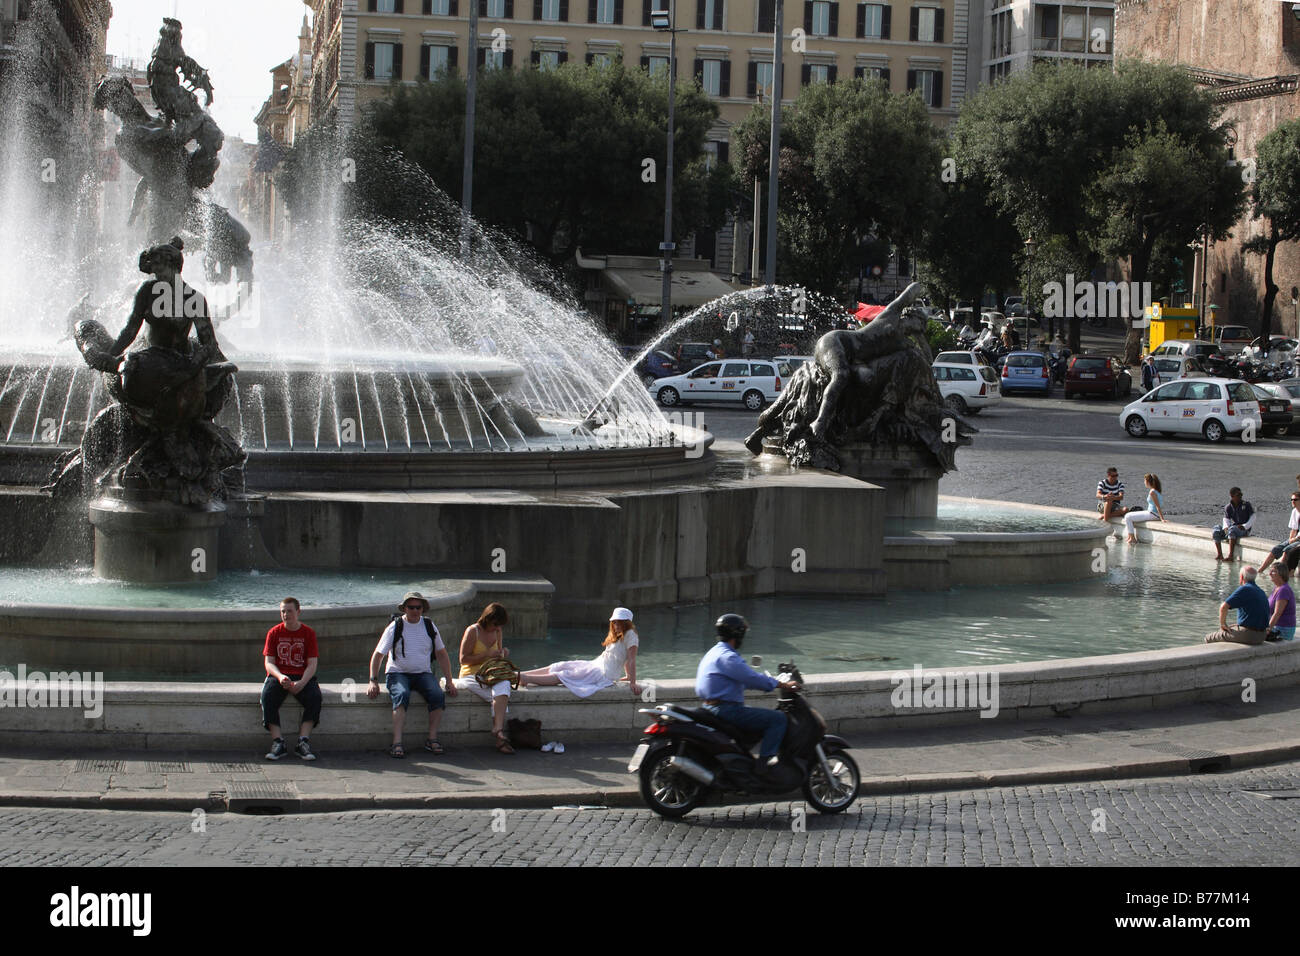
[519,607,641,697]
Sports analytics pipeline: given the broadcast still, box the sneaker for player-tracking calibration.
[295,737,317,761]
[265,738,287,761]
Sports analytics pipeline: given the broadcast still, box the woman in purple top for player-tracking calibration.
[1267,565,1296,641]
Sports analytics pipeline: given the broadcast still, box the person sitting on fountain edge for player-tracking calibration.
[1205,566,1270,646]
[261,598,321,761]
[695,614,799,775]
[366,591,458,758]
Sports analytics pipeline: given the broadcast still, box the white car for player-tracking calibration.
[1119,377,1261,443]
[1150,339,1220,361]
[651,359,781,410]
[932,362,1001,415]
[1149,354,1209,384]
[771,355,813,377]
[934,350,990,367]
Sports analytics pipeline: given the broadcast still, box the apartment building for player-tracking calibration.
[250,15,314,240]
[1116,0,1300,335]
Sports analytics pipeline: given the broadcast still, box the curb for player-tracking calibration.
[5,739,1300,813]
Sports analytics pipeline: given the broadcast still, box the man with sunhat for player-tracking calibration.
[366,591,458,758]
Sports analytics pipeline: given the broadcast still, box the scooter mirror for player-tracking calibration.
[750,655,762,667]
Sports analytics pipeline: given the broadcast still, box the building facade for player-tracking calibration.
[979,1,1113,84]
[250,15,314,241]
[1115,0,1300,335]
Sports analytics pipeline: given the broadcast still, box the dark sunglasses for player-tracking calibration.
[404,603,424,610]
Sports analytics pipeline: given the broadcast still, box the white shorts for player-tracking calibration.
[454,677,512,702]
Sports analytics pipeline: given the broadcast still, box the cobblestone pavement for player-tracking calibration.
[4,759,1299,866]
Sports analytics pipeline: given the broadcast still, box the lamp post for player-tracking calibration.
[652,2,680,324]
[764,0,784,286]
[461,0,479,259]
[1023,234,1037,334]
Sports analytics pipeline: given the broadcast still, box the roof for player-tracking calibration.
[596,259,744,307]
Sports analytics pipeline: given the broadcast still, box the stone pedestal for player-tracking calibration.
[827,443,942,518]
[88,491,229,583]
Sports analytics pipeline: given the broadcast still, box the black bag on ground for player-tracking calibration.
[507,717,542,750]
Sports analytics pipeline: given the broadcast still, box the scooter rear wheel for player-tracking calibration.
[639,746,709,818]
[803,749,860,814]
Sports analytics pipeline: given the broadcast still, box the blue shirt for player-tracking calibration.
[1225,583,1270,630]
[695,642,779,703]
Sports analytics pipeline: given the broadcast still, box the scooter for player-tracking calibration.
[629,660,860,819]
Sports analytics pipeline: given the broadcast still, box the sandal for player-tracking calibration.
[389,743,405,758]
[424,739,444,754]
[494,731,515,755]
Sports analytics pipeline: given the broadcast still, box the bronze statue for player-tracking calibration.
[745,282,974,472]
[46,238,246,505]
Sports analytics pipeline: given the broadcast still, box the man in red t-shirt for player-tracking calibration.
[261,597,322,760]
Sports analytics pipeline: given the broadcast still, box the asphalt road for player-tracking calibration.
[699,391,1300,542]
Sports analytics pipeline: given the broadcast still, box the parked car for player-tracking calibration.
[980,311,1007,331]
[933,350,990,367]
[1149,339,1221,362]
[650,359,782,410]
[618,347,678,387]
[1241,336,1300,362]
[999,350,1052,395]
[1210,324,1254,354]
[932,362,1001,415]
[1004,296,1025,314]
[1150,354,1209,384]
[1251,381,1295,436]
[671,342,719,367]
[771,354,813,377]
[1119,377,1261,442]
[1063,354,1131,399]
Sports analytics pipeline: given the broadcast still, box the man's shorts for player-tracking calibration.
[1212,526,1249,543]
[386,672,445,712]
[1269,539,1300,559]
[1097,499,1120,513]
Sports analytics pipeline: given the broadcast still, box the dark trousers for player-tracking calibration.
[260,675,322,732]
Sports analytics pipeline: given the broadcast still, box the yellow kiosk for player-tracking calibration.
[1143,303,1199,352]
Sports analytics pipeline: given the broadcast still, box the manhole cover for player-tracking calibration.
[145,762,192,773]
[207,762,261,773]
[73,759,124,773]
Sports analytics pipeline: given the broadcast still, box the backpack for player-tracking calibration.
[389,613,439,664]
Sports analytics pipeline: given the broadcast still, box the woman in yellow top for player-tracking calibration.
[452,603,516,754]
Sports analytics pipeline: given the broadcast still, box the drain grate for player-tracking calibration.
[145,761,191,773]
[226,781,299,814]
[206,762,261,773]
[1131,743,1228,760]
[74,759,124,773]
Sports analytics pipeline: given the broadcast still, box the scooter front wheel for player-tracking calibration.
[803,748,860,814]
[639,746,710,818]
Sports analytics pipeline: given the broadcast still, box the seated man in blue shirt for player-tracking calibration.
[695,614,799,768]
[1205,565,1270,646]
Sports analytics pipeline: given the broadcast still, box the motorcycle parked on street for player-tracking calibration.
[629,660,860,819]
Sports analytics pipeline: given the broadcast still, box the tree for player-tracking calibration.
[733,78,943,297]
[1244,120,1300,352]
[952,60,1244,356]
[916,172,1021,316]
[359,62,734,265]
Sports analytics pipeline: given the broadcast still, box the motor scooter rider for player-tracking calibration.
[695,614,799,773]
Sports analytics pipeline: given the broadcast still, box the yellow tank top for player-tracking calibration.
[458,625,501,678]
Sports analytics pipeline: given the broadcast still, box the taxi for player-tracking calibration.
[1119,377,1261,443]
[651,360,782,410]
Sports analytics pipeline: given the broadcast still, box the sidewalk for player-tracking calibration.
[1,681,1297,813]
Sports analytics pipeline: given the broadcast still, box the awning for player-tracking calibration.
[602,264,744,307]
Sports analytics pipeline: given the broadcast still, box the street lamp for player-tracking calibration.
[652,3,680,325]
[764,0,784,286]
[1023,234,1037,333]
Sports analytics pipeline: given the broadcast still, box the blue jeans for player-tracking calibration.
[1271,539,1300,559]
[705,701,787,758]
[386,672,445,712]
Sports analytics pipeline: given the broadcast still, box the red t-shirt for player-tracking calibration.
[263,623,319,675]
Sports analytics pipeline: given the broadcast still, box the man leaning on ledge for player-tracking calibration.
[1206,566,1269,646]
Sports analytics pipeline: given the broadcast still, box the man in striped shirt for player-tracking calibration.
[1097,467,1125,521]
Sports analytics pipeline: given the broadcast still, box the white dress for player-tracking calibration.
[548,631,639,698]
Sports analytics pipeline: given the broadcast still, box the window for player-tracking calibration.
[1151,382,1186,402]
[1035,4,1059,50]
[757,0,775,31]
[541,0,562,20]
[691,363,721,378]
[425,0,450,11]
[955,368,976,382]
[811,1,830,34]
[752,363,774,377]
[752,60,774,97]
[480,47,513,68]
[365,41,402,79]
[377,0,397,11]
[808,63,830,84]
[1087,9,1112,54]
[591,0,619,22]
[697,0,724,30]
[858,3,887,39]
[646,54,669,76]
[911,5,941,42]
[422,44,453,77]
[537,49,560,70]
[701,58,722,94]
[722,363,749,377]
[1061,5,1085,53]
[486,0,506,13]
[907,68,941,107]
[854,65,889,85]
